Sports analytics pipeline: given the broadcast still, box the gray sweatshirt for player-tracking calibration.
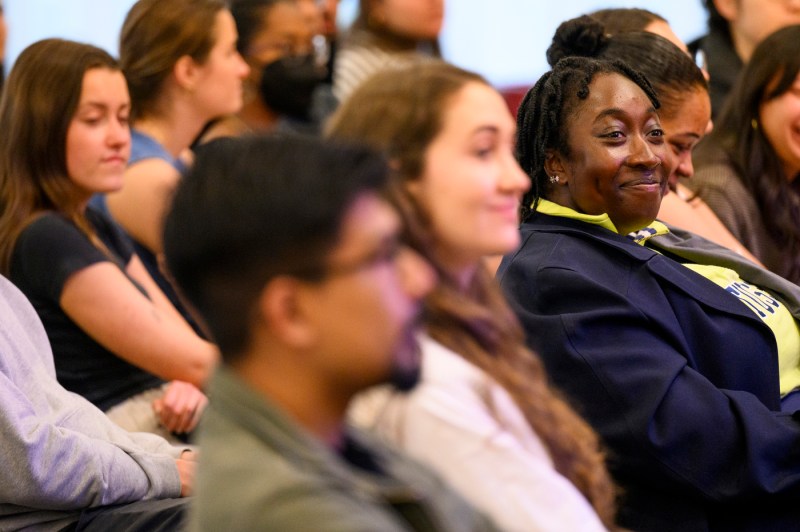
[0,275,182,531]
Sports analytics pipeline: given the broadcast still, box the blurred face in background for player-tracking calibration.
[661,87,713,187]
[246,1,314,67]
[759,71,800,180]
[372,0,444,40]
[191,9,250,120]
[713,0,800,61]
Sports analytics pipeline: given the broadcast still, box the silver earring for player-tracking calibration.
[549,174,560,184]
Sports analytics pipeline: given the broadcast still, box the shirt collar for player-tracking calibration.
[534,198,669,245]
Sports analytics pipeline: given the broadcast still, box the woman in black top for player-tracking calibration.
[0,39,218,441]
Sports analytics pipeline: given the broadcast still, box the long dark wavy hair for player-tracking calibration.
[326,60,620,529]
[0,39,121,275]
[699,24,800,280]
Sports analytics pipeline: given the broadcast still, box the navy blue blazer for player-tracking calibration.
[498,213,800,532]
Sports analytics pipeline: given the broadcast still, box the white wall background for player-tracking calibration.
[4,0,707,88]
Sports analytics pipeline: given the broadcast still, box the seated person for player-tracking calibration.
[0,39,217,440]
[202,0,329,139]
[500,55,800,531]
[0,273,193,531]
[328,61,616,531]
[163,134,501,531]
[575,12,758,264]
[689,25,800,283]
[98,0,250,335]
[689,0,800,118]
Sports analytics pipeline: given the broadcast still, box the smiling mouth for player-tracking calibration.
[623,177,662,187]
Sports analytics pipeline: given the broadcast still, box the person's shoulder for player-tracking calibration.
[15,211,86,252]
[21,211,71,233]
[193,428,408,532]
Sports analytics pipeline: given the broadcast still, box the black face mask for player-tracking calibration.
[259,54,327,122]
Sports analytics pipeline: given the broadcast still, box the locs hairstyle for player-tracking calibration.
[516,55,660,220]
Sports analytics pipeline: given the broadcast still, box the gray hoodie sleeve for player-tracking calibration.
[0,368,182,510]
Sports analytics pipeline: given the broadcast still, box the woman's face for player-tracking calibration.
[191,9,250,120]
[374,0,444,40]
[759,71,800,180]
[247,2,314,66]
[66,68,131,202]
[548,73,670,235]
[409,81,530,274]
[661,87,712,188]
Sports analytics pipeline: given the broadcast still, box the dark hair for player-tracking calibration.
[702,24,800,279]
[163,134,389,360]
[549,15,706,119]
[120,0,227,120]
[230,0,294,56]
[589,7,665,34]
[327,61,620,528]
[517,54,660,220]
[703,0,730,38]
[0,39,120,274]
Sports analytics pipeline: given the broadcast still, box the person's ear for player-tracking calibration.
[255,277,316,348]
[712,0,738,23]
[173,55,202,91]
[543,150,568,184]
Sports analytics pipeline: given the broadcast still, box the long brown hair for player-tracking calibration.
[326,60,619,528]
[0,39,120,275]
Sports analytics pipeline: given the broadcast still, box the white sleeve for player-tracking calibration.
[352,341,607,532]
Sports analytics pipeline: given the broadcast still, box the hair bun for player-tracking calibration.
[546,15,608,67]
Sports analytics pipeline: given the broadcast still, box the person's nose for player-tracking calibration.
[108,117,130,149]
[675,152,694,179]
[499,154,532,195]
[628,134,661,169]
[237,52,251,78]
[396,246,437,301]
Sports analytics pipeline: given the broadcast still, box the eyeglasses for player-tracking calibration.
[324,238,410,278]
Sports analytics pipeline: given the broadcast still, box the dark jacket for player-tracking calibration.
[498,213,800,532]
[689,27,743,119]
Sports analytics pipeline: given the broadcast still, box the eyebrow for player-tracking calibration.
[593,106,658,123]
[77,101,130,110]
[671,132,701,140]
[470,125,500,135]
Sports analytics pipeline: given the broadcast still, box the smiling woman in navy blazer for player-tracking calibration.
[499,50,800,532]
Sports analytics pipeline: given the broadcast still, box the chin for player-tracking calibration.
[491,232,522,255]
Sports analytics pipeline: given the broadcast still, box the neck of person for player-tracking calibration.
[730,28,756,63]
[232,346,349,449]
[238,98,281,133]
[436,250,480,292]
[134,105,209,160]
